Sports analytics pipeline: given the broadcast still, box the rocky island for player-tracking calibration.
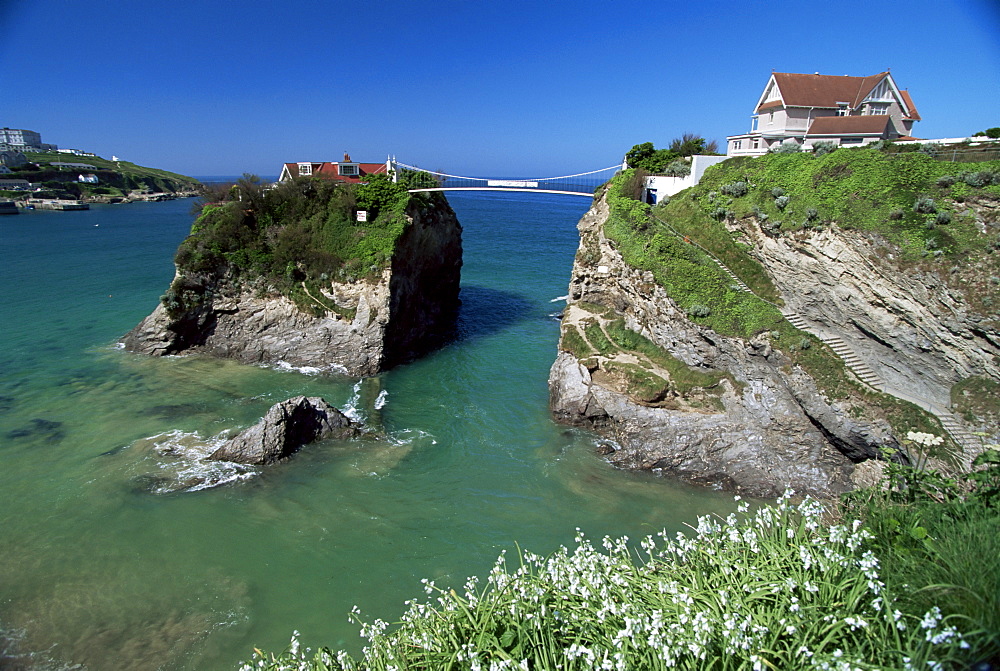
[123,173,462,376]
[550,147,1000,497]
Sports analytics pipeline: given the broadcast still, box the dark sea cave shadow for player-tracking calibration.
[449,285,539,346]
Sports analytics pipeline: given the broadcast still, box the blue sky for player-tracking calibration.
[2,0,998,178]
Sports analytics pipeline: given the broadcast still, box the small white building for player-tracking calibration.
[78,173,99,183]
[642,155,730,204]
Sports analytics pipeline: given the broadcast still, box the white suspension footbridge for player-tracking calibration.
[390,159,622,197]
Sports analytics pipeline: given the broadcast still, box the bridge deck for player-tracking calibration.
[407,187,594,197]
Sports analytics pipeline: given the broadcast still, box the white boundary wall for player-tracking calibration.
[643,155,730,202]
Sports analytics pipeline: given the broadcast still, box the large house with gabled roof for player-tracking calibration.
[278,153,391,184]
[727,71,921,156]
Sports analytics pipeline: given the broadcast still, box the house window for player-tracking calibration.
[751,138,760,150]
[751,116,759,131]
[338,164,359,176]
[733,140,743,151]
[768,112,774,125]
[841,137,863,144]
[837,104,849,116]
[298,163,312,176]
[867,103,888,115]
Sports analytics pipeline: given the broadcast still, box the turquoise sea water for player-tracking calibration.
[0,194,735,670]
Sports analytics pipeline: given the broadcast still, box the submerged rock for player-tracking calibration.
[5,418,65,443]
[208,396,361,465]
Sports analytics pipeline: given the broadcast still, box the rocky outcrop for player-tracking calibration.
[122,196,461,376]
[209,396,360,465]
[549,194,904,499]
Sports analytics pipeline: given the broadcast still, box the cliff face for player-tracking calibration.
[122,196,461,377]
[549,182,999,498]
[748,208,1000,410]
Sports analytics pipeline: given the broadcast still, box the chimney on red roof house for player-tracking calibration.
[343,152,351,162]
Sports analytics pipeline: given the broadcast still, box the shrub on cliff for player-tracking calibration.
[174,173,426,294]
[625,135,720,173]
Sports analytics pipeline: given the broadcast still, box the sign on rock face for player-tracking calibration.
[487,180,538,188]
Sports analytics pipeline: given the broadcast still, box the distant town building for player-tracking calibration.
[78,173,99,183]
[278,153,391,184]
[727,71,921,156]
[0,150,27,168]
[51,162,98,170]
[0,179,32,190]
[0,127,57,152]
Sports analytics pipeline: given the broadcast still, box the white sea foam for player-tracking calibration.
[374,389,388,410]
[268,360,348,376]
[137,429,258,494]
[550,294,569,302]
[341,380,364,422]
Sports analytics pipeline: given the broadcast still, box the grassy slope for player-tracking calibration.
[23,151,199,186]
[4,152,201,199]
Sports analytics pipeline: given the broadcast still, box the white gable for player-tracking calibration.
[754,75,782,112]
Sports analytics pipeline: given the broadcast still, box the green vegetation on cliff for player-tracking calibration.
[598,147,1000,445]
[560,302,730,410]
[624,134,721,175]
[163,172,444,316]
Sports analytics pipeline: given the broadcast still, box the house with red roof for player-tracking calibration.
[277,153,392,184]
[727,71,921,156]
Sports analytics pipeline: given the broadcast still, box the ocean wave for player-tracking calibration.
[550,294,569,302]
[0,621,85,671]
[132,429,258,494]
[267,360,349,376]
[341,380,364,422]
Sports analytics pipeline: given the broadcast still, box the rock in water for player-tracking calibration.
[209,396,360,465]
[121,194,462,376]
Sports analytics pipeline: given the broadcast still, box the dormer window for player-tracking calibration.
[837,103,849,116]
[298,162,312,176]
[867,103,888,116]
[338,163,359,177]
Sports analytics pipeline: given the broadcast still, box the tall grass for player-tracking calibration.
[242,489,985,671]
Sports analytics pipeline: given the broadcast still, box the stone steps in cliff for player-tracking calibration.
[925,408,979,455]
[783,313,977,451]
[709,259,753,293]
[672,238,978,453]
